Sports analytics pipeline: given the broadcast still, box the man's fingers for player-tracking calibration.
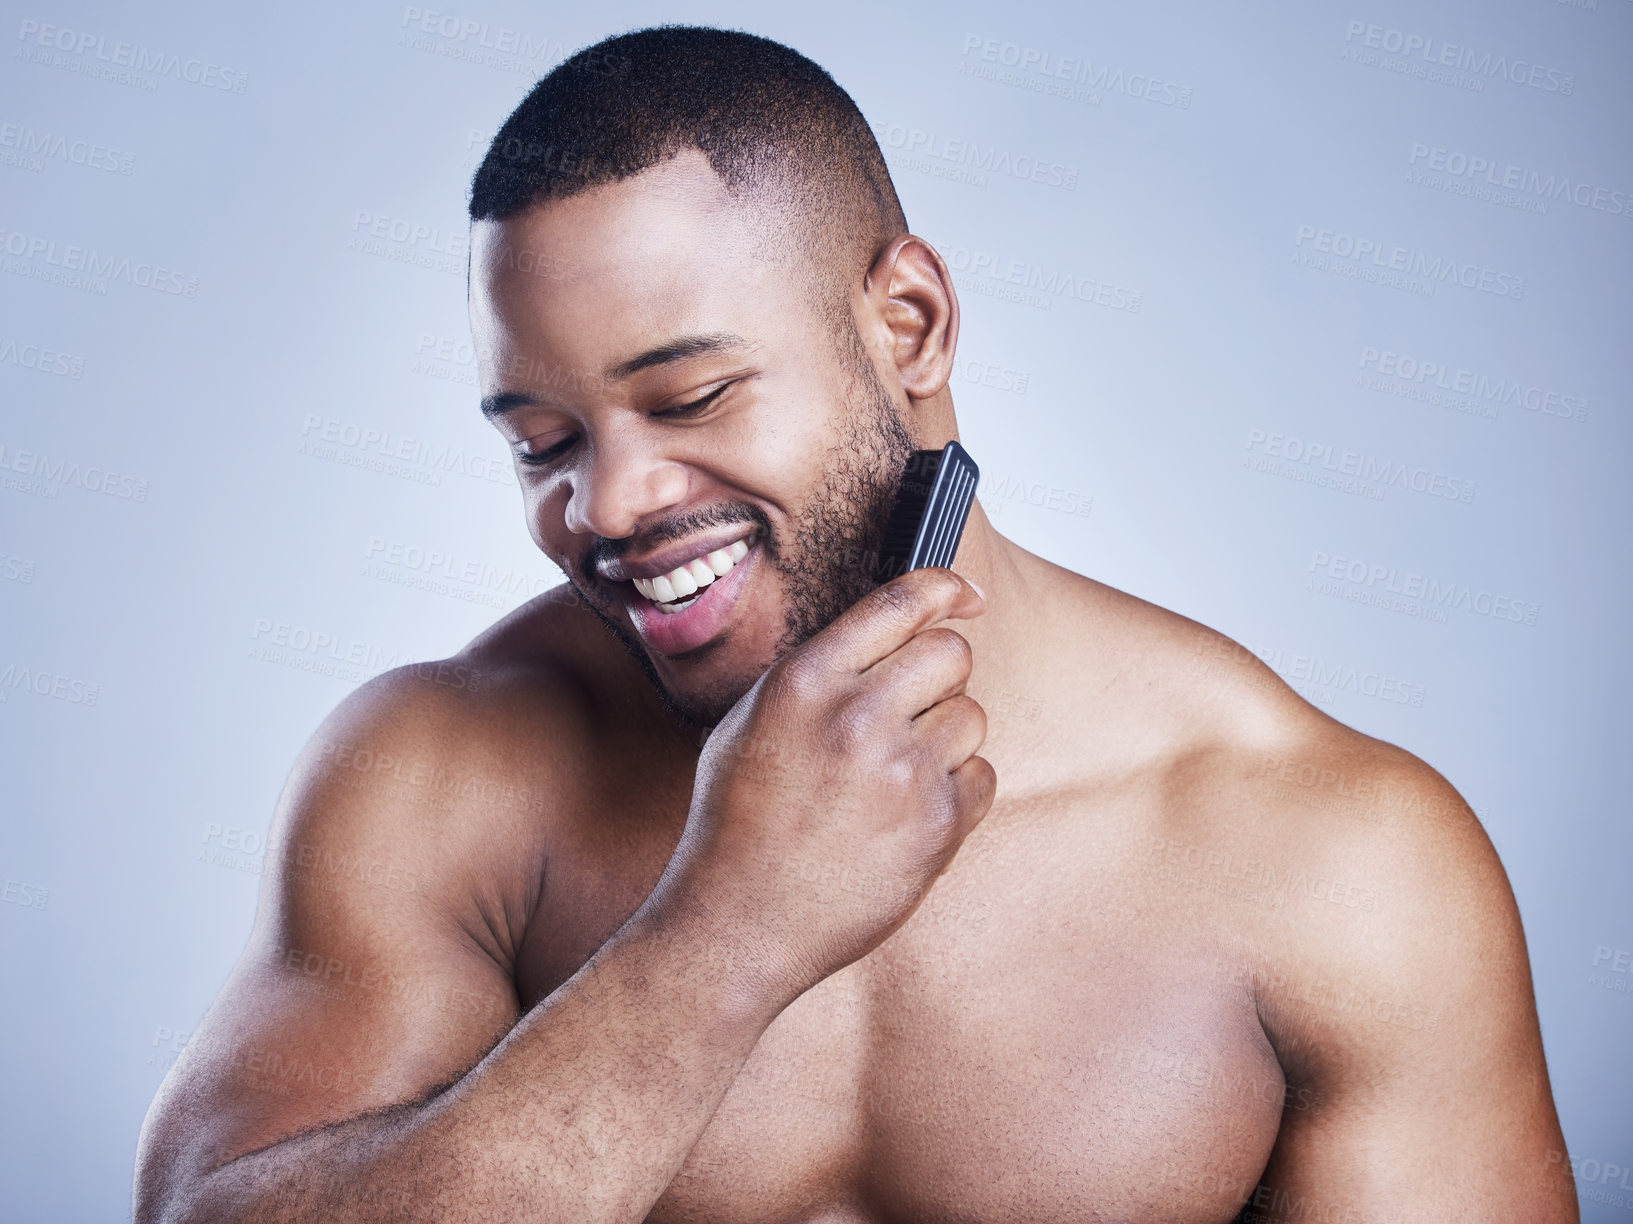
[911,692,988,771]
[865,627,975,721]
[799,567,985,677]
[946,754,998,847]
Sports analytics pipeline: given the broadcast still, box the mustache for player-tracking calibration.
[577,501,773,587]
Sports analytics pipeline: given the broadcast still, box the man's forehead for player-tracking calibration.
[468,151,804,387]
[470,149,773,290]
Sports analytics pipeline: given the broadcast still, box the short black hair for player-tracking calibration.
[468,25,908,331]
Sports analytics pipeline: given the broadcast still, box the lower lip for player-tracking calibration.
[624,540,761,657]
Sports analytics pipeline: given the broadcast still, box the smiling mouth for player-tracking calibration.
[630,535,753,614]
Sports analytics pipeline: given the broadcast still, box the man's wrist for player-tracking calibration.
[621,876,806,1041]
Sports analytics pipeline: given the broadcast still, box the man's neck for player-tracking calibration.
[940,500,1061,766]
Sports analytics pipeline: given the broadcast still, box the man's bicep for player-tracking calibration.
[1247,1014,1575,1223]
[160,920,515,1167]
[141,686,525,1184]
[1246,764,1577,1222]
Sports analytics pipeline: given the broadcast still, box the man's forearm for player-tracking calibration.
[159,894,789,1224]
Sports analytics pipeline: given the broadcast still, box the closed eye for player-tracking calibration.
[515,436,575,467]
[654,381,733,420]
[514,382,737,468]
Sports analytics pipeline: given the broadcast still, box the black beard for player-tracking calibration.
[565,333,916,732]
[770,364,915,656]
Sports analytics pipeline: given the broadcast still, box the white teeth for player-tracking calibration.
[632,535,754,606]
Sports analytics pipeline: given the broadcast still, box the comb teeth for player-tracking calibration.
[877,455,936,575]
[876,441,980,581]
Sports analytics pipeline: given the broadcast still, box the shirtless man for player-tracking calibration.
[134,26,1576,1224]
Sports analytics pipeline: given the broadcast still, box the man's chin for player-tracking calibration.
[566,578,768,732]
[647,654,770,732]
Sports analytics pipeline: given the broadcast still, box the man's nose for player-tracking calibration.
[560,432,689,540]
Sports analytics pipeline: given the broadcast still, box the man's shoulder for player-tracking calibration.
[1063,578,1512,980]
[336,583,636,748]
[1072,580,1478,839]
[272,586,644,867]
[1162,606,1496,908]
[1098,595,1525,1072]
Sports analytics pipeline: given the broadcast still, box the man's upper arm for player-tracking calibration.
[137,667,530,1203]
[1247,747,1578,1223]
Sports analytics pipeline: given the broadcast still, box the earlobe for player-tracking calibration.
[867,235,959,402]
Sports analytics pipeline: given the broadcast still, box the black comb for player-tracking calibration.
[876,440,980,582]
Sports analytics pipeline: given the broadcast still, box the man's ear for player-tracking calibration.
[861,235,960,402]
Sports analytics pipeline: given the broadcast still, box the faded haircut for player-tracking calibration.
[467,24,909,341]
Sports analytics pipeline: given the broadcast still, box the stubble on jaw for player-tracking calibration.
[771,351,914,657]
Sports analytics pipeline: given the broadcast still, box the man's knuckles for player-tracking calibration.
[758,652,831,712]
[824,688,895,758]
[926,695,987,756]
[915,626,974,675]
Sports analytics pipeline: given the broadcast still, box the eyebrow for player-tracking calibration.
[607,332,752,380]
[480,391,540,419]
[479,332,754,419]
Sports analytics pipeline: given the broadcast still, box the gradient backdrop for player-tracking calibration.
[2,0,1629,1218]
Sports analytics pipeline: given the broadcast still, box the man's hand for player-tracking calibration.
[657,566,996,1002]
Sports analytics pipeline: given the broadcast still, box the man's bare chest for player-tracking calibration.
[514,796,1287,1224]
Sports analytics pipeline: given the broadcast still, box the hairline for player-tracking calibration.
[471,146,896,363]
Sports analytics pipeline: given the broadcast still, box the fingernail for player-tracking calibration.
[968,578,985,600]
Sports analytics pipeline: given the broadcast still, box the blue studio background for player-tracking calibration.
[1,0,1629,1218]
